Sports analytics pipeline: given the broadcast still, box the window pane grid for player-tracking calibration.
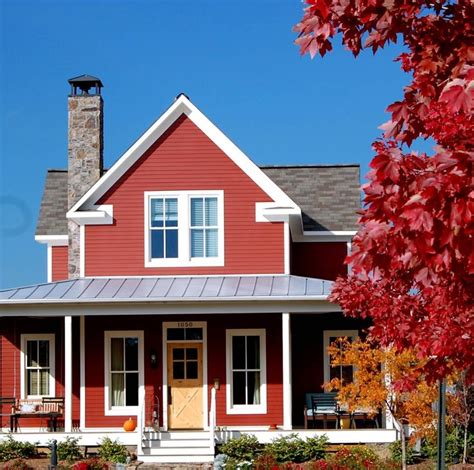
[150,197,179,259]
[231,335,261,406]
[25,340,50,396]
[190,197,218,258]
[110,336,139,407]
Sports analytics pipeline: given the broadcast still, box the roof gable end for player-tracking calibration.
[68,95,298,215]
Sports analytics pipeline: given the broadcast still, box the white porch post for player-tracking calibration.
[282,312,292,430]
[64,316,72,432]
[79,315,85,430]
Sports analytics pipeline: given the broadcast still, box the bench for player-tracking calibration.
[11,397,64,432]
[304,392,343,429]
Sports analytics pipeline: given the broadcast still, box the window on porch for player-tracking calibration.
[226,329,267,414]
[21,334,55,398]
[323,330,358,386]
[104,331,144,415]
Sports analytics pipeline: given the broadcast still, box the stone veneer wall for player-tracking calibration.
[67,95,103,278]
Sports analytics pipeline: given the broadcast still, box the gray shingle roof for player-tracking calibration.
[35,164,360,236]
[0,275,332,303]
[261,165,360,232]
[36,170,68,236]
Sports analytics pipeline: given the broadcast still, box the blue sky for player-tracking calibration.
[0,0,416,289]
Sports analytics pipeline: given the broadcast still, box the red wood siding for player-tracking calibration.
[291,242,347,281]
[85,115,284,276]
[290,313,369,426]
[51,246,68,282]
[84,314,282,428]
[0,317,80,428]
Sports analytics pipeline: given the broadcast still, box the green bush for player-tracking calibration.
[421,427,474,464]
[51,436,83,462]
[97,437,128,464]
[388,439,415,465]
[0,436,37,462]
[219,434,262,462]
[265,433,328,463]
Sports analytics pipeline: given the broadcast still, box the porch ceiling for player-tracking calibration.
[0,275,332,305]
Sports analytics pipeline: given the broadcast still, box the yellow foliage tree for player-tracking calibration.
[326,337,438,470]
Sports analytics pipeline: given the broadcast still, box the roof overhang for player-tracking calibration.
[0,275,337,317]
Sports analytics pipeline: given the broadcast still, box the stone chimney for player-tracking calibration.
[67,75,104,278]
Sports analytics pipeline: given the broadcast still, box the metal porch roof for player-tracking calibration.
[0,275,332,304]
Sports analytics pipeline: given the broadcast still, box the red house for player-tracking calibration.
[0,76,397,463]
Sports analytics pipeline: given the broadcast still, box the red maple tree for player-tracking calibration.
[294,0,473,382]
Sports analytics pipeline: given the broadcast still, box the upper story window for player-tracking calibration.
[144,191,224,268]
[150,198,179,259]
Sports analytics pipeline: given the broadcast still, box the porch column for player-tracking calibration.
[282,312,292,430]
[64,316,72,432]
[79,316,85,430]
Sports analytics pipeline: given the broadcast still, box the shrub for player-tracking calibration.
[254,453,279,469]
[97,437,128,464]
[72,457,109,470]
[219,434,262,462]
[51,436,82,462]
[265,434,328,463]
[388,439,415,465]
[324,445,383,469]
[2,459,33,470]
[0,436,37,461]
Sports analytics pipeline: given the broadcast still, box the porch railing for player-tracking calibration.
[137,388,146,454]
[209,386,216,454]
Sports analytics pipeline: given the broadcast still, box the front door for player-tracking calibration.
[167,342,203,429]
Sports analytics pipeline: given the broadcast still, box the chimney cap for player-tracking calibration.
[68,74,103,96]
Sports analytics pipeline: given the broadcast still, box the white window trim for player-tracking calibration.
[226,329,267,415]
[104,330,144,416]
[144,190,224,268]
[323,330,358,384]
[20,334,56,399]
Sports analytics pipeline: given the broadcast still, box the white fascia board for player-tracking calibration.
[0,294,329,305]
[66,205,113,225]
[67,95,300,220]
[292,230,357,243]
[35,235,68,246]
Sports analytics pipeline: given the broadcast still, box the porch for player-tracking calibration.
[0,276,398,462]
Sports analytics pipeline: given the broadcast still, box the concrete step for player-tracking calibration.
[144,439,211,448]
[144,431,210,440]
[140,446,213,456]
[138,453,214,464]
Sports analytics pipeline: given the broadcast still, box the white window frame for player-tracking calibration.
[323,330,358,384]
[20,334,56,399]
[226,329,267,415]
[104,330,144,416]
[144,190,224,268]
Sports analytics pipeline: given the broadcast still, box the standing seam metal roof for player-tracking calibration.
[0,275,332,303]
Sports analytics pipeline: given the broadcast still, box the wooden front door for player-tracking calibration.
[167,343,203,429]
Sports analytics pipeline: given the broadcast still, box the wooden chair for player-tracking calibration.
[0,397,16,432]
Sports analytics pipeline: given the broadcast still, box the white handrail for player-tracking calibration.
[209,386,217,454]
[137,388,146,454]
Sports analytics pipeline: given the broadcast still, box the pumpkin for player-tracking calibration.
[123,417,137,432]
